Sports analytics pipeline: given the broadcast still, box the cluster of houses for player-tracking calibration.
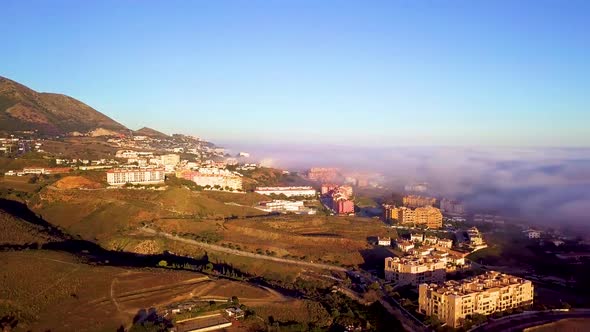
[383,231,535,329]
[0,136,42,155]
[4,167,72,177]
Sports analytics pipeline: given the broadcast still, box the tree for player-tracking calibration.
[157,260,168,267]
[425,315,442,328]
[231,296,240,305]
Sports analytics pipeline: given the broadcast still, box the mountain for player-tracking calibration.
[134,126,169,138]
[0,76,128,135]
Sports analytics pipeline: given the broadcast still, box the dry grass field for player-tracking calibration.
[155,214,396,267]
[30,186,266,243]
[0,210,61,245]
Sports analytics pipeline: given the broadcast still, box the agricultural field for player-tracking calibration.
[0,250,290,332]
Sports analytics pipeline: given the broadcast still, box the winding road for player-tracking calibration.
[140,227,347,272]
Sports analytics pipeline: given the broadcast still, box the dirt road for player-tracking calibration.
[140,227,347,272]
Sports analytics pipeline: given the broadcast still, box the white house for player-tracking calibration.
[378,237,392,246]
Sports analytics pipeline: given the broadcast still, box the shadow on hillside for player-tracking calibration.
[0,198,248,280]
[0,198,68,238]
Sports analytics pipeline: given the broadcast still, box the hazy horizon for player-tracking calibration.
[223,143,590,228]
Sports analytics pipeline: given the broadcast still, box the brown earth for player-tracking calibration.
[53,175,103,189]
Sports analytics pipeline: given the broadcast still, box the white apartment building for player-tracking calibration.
[255,186,317,197]
[106,168,165,186]
[419,271,534,328]
[384,256,447,286]
[191,173,242,191]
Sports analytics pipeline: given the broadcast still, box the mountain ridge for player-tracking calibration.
[0,76,128,135]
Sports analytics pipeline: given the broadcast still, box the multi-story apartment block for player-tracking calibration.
[418,271,534,328]
[403,195,437,208]
[440,198,466,215]
[333,199,355,215]
[182,170,242,191]
[384,256,446,286]
[255,186,316,197]
[106,168,165,186]
[384,205,443,229]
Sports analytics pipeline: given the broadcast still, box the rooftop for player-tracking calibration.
[423,271,530,296]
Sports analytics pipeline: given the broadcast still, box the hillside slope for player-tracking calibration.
[0,76,127,135]
[134,126,169,138]
[0,199,65,246]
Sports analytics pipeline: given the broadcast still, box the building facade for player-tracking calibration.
[418,271,534,328]
[183,171,242,191]
[403,195,437,208]
[255,186,316,197]
[384,205,443,229]
[106,168,165,186]
[384,256,446,286]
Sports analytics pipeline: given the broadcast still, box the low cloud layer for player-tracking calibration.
[231,143,590,227]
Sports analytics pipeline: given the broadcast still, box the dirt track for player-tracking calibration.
[140,227,347,272]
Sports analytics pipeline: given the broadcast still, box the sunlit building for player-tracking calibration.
[106,168,165,186]
[384,205,443,228]
[418,271,534,328]
[385,256,446,286]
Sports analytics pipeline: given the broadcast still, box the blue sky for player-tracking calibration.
[1,0,588,147]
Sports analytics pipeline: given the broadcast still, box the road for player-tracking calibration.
[471,310,590,332]
[140,227,347,272]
